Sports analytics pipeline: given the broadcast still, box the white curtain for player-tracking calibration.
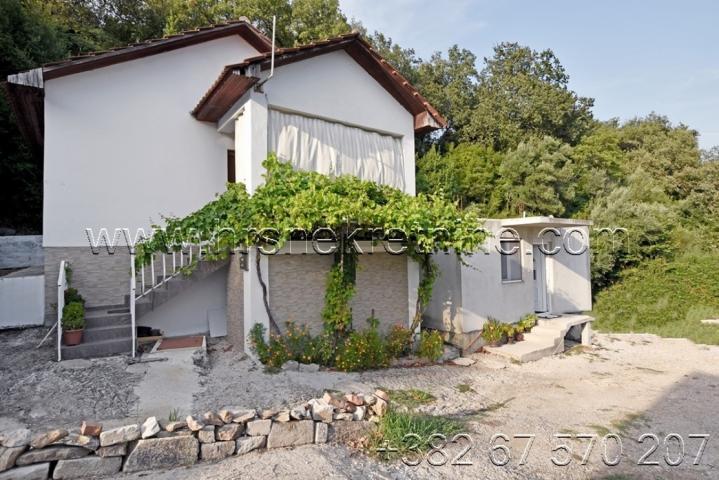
[268,109,406,190]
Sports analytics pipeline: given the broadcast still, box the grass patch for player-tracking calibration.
[593,253,719,345]
[386,389,436,409]
[456,383,474,393]
[611,413,648,434]
[369,410,464,461]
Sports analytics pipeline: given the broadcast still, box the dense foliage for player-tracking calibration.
[594,253,719,345]
[249,321,417,372]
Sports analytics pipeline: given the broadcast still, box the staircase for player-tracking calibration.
[60,257,227,360]
[484,314,594,363]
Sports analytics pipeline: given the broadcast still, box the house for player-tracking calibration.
[4,19,445,359]
[424,216,594,359]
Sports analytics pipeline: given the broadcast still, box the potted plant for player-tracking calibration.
[481,319,505,347]
[62,301,85,346]
[506,325,516,344]
[514,324,525,342]
[519,313,537,333]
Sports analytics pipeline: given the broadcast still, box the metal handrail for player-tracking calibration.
[129,245,202,357]
[57,260,67,361]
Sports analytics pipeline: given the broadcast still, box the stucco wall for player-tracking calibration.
[267,253,408,336]
[426,222,593,334]
[548,226,592,313]
[260,50,416,195]
[423,252,463,333]
[43,35,260,247]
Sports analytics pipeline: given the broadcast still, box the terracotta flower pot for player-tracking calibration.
[63,329,84,346]
[515,333,524,342]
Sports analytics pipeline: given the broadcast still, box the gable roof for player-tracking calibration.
[3,19,273,150]
[192,32,447,134]
[41,19,273,81]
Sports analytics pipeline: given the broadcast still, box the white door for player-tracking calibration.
[533,245,548,312]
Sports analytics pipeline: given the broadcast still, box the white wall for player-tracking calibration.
[548,226,592,313]
[0,272,44,328]
[138,266,228,337]
[43,36,261,247]
[459,224,536,332]
[262,50,416,194]
[426,222,593,334]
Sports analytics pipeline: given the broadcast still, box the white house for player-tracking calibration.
[4,19,446,359]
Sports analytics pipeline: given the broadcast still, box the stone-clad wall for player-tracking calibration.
[268,253,409,335]
[0,390,389,479]
[43,248,131,324]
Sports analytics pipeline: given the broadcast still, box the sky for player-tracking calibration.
[341,0,719,149]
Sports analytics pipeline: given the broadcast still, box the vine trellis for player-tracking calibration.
[137,155,487,336]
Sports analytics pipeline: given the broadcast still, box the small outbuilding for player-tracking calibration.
[424,216,593,355]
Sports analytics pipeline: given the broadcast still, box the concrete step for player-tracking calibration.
[85,312,131,328]
[485,339,558,363]
[61,337,133,360]
[83,325,133,343]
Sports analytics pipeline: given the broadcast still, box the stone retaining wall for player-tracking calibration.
[0,390,389,479]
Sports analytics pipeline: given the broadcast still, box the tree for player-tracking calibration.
[495,136,578,217]
[417,143,501,213]
[0,0,70,232]
[466,42,594,151]
[416,46,479,149]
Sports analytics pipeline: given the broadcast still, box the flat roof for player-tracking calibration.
[491,216,593,228]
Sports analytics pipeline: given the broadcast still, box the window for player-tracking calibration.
[227,150,236,184]
[500,239,522,282]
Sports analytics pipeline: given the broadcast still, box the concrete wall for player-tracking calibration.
[138,265,228,338]
[0,269,44,328]
[422,252,463,334]
[43,35,260,247]
[267,252,409,336]
[0,235,43,268]
[548,226,592,313]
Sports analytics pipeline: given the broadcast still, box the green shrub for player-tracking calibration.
[64,287,85,305]
[385,325,413,359]
[481,318,504,344]
[249,323,291,368]
[417,330,444,361]
[62,301,85,330]
[321,264,355,335]
[594,253,719,345]
[518,313,537,331]
[335,316,388,371]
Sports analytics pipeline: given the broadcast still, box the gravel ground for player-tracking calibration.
[188,333,719,479]
[0,328,141,431]
[2,328,718,479]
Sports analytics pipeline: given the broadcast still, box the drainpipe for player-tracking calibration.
[254,15,276,92]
